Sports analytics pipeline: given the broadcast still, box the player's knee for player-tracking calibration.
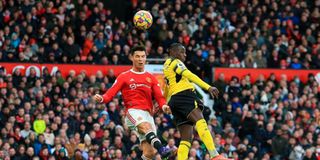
[188,109,204,123]
[137,122,152,134]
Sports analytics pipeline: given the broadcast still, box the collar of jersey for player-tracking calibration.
[130,69,146,74]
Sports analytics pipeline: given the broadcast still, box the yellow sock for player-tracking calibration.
[195,119,219,158]
[177,140,191,160]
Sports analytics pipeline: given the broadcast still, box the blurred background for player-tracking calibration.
[0,0,320,160]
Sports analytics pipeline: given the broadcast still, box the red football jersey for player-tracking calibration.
[102,69,166,113]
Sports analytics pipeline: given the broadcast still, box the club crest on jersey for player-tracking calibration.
[146,77,151,83]
[129,84,137,89]
[177,63,186,70]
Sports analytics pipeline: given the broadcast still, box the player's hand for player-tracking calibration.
[94,94,103,103]
[162,105,172,114]
[208,86,219,98]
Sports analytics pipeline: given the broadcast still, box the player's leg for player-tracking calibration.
[177,123,193,160]
[188,107,223,159]
[137,121,163,151]
[127,109,174,159]
[140,140,157,160]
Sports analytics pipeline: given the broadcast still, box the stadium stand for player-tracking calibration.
[0,0,320,159]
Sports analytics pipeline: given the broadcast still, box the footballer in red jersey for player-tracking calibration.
[94,46,174,160]
[100,69,166,114]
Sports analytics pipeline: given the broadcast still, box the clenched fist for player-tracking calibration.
[162,105,172,114]
[94,94,103,103]
[208,86,219,98]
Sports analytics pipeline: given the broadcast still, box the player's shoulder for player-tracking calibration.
[164,58,171,65]
[120,70,130,75]
[118,70,131,77]
[164,58,180,66]
[174,58,184,64]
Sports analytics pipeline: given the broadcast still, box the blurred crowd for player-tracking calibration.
[0,0,319,83]
[0,0,320,160]
[1,64,320,160]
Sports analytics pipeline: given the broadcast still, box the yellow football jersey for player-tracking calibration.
[163,58,211,99]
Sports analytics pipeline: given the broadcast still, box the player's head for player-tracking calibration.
[130,45,147,71]
[168,43,186,62]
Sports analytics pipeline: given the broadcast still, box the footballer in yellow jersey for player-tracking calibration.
[163,43,227,160]
[163,58,212,100]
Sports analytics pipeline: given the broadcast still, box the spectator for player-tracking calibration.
[33,114,46,135]
[289,56,303,69]
[62,37,80,63]
[271,129,290,160]
[20,122,34,139]
[94,32,106,50]
[99,110,110,127]
[82,33,94,59]
[254,50,267,68]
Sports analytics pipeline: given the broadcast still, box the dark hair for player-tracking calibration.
[130,45,146,55]
[168,43,185,56]
[169,43,183,50]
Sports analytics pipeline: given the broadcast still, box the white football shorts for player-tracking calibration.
[125,108,157,142]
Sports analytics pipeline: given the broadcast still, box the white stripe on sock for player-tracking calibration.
[151,138,160,147]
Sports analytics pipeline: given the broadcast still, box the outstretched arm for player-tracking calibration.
[94,75,124,103]
[174,59,211,90]
[174,60,219,97]
[181,69,211,90]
